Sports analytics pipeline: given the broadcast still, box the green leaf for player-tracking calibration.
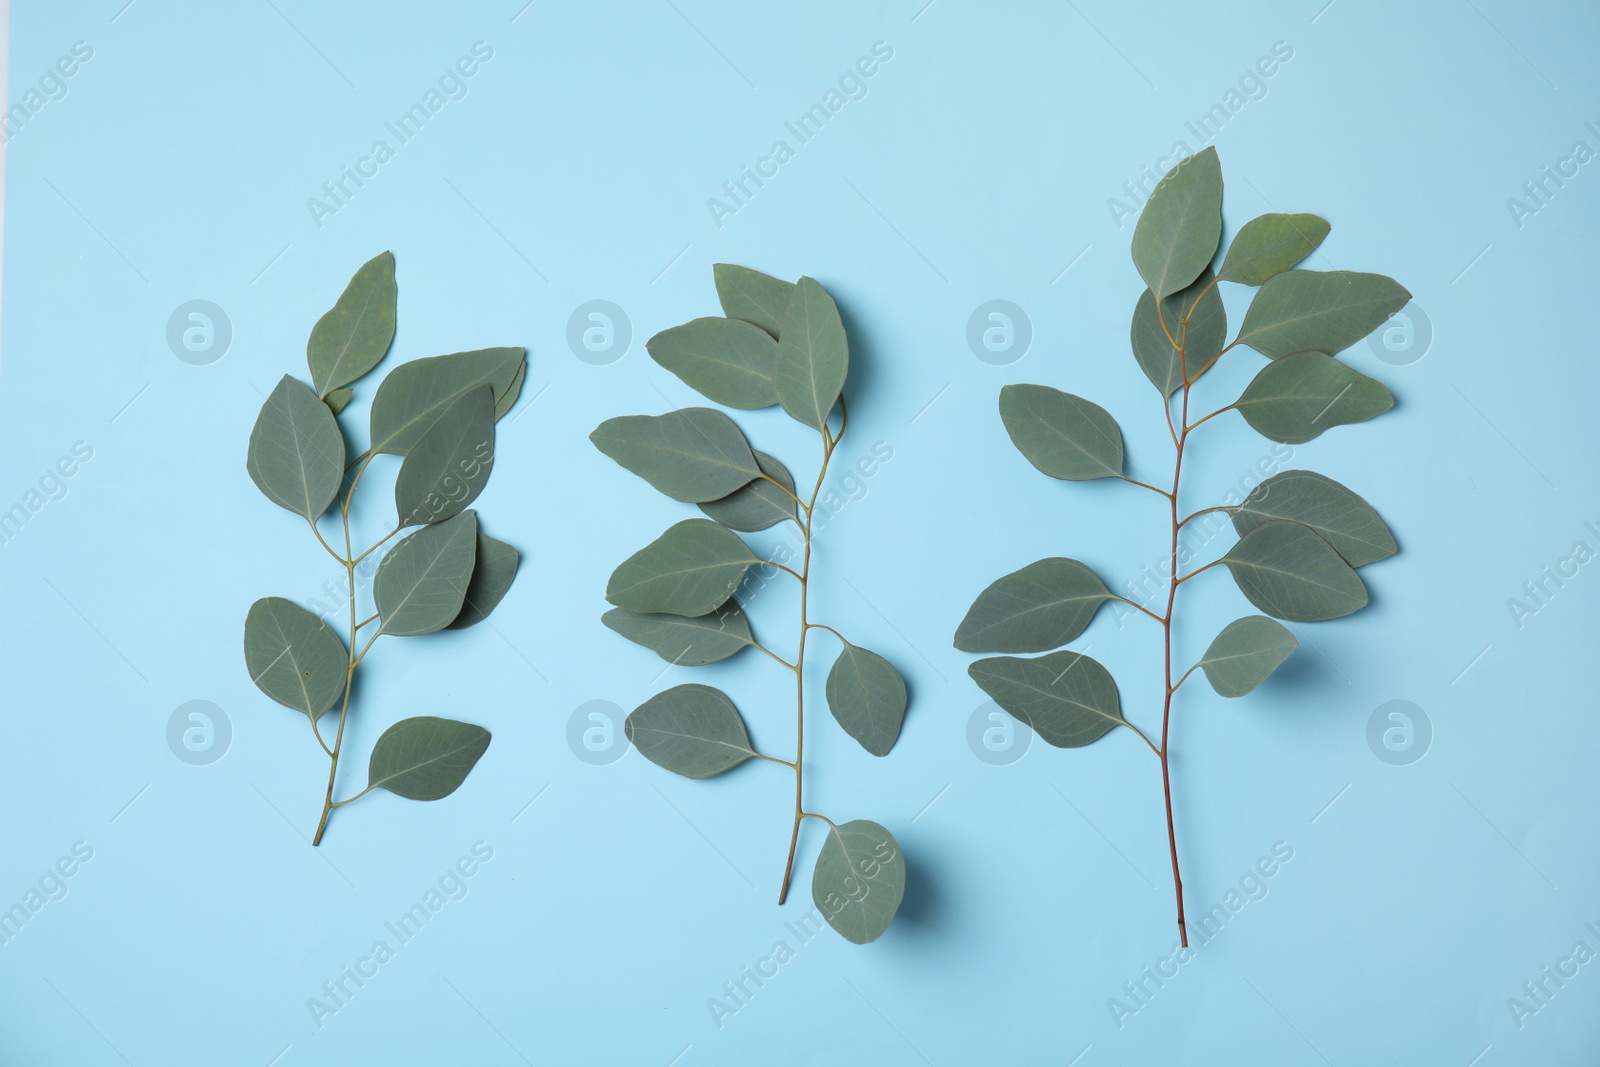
[366,716,491,800]
[713,263,795,339]
[1131,147,1223,299]
[307,251,397,397]
[1197,616,1297,698]
[647,317,779,409]
[394,385,495,527]
[699,450,797,532]
[1217,213,1330,286]
[968,651,1124,748]
[590,408,761,504]
[824,643,906,757]
[774,276,848,432]
[243,597,348,719]
[624,684,757,778]
[447,533,520,629]
[601,600,753,666]
[374,511,479,636]
[324,388,354,416]
[998,384,1123,481]
[605,519,760,616]
[1220,519,1368,622]
[1130,269,1226,397]
[955,558,1115,654]
[1236,352,1393,444]
[1236,270,1411,358]
[496,361,526,420]
[1231,470,1396,567]
[370,348,526,456]
[811,820,905,945]
[247,375,345,521]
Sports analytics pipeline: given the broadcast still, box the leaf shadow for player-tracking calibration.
[892,842,943,931]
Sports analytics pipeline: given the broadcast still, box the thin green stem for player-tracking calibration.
[312,498,360,847]
[759,473,810,513]
[1118,475,1174,499]
[1174,559,1222,586]
[753,642,798,672]
[307,520,346,564]
[1159,300,1190,947]
[330,784,375,808]
[1179,506,1233,528]
[804,621,847,643]
[765,560,804,583]
[754,752,796,769]
[310,716,333,758]
[351,630,382,668]
[355,613,380,631]
[1124,720,1162,758]
[1186,339,1238,384]
[1170,663,1199,695]
[799,811,837,827]
[1185,404,1236,435]
[351,526,402,567]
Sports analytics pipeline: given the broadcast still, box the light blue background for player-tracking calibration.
[2,1,1597,1064]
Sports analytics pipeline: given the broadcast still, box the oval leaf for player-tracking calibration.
[625,684,757,779]
[243,596,347,719]
[774,276,848,432]
[714,263,795,339]
[812,820,905,945]
[1131,147,1223,299]
[307,251,397,397]
[370,348,526,456]
[1130,269,1226,397]
[394,384,495,526]
[1220,520,1368,622]
[1197,616,1297,698]
[590,408,761,504]
[825,643,906,757]
[955,557,1115,654]
[1217,213,1331,286]
[605,519,760,616]
[602,600,753,666]
[968,651,1125,748]
[447,532,520,629]
[324,388,354,416]
[1236,352,1393,444]
[366,716,490,800]
[699,450,797,532]
[374,511,479,636]
[1230,470,1396,567]
[998,384,1123,481]
[1236,270,1411,358]
[248,375,345,521]
[647,317,779,409]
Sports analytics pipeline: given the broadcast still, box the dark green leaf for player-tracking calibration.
[625,684,757,778]
[370,348,526,456]
[1236,270,1411,358]
[366,716,490,800]
[968,651,1125,748]
[605,519,760,616]
[955,557,1115,654]
[713,263,795,339]
[602,601,753,666]
[243,597,347,719]
[1217,213,1330,285]
[590,408,760,504]
[447,533,520,629]
[1220,520,1368,621]
[374,511,479,636]
[247,375,345,521]
[1130,269,1226,397]
[774,276,848,431]
[699,450,797,531]
[307,251,397,397]
[394,385,495,526]
[825,643,906,757]
[998,384,1123,481]
[1236,352,1393,444]
[1197,616,1297,697]
[647,317,779,409]
[1131,147,1223,299]
[812,820,905,945]
[496,361,526,420]
[1231,470,1396,567]
[324,388,354,416]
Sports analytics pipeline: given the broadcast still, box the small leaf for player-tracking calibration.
[590,408,760,504]
[1131,147,1223,299]
[1217,213,1330,285]
[247,375,345,521]
[1236,270,1411,358]
[1130,269,1226,397]
[366,716,490,800]
[774,276,848,432]
[307,251,397,397]
[1231,470,1396,567]
[968,651,1124,749]
[1197,616,1297,698]
[699,450,797,532]
[624,684,757,778]
[370,348,526,456]
[324,388,354,416]
[647,317,779,409]
[374,511,479,636]
[998,384,1123,481]
[602,601,753,666]
[447,533,520,629]
[825,643,906,757]
[605,519,760,616]
[1236,352,1393,444]
[243,597,348,719]
[496,361,526,419]
[811,820,905,945]
[1220,519,1368,622]
[713,263,795,339]
[955,558,1115,654]
[394,385,495,526]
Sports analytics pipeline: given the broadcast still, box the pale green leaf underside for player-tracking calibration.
[447,532,520,629]
[243,596,347,719]
[1131,147,1223,299]
[1217,213,1330,286]
[366,716,490,800]
[394,385,495,527]
[248,375,345,521]
[968,650,1125,749]
[1236,270,1411,358]
[369,348,525,456]
[374,510,479,636]
[1130,268,1226,397]
[602,600,753,666]
[591,407,760,504]
[324,388,354,416]
[1231,469,1396,567]
[714,263,795,339]
[1221,519,1368,622]
[1198,615,1297,697]
[1236,351,1393,444]
[824,643,906,757]
[999,384,1123,481]
[307,250,397,397]
[812,819,905,945]
[625,683,756,778]
[647,316,779,409]
[605,519,759,617]
[955,557,1114,654]
[699,450,797,532]
[774,276,848,432]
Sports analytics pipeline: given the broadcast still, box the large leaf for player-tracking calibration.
[955,558,1115,653]
[812,820,905,945]
[605,519,759,616]
[590,408,760,504]
[699,450,797,532]
[1236,352,1393,444]
[998,384,1123,481]
[366,716,490,800]
[1131,147,1223,299]
[1130,269,1226,396]
[307,251,397,397]
[247,375,345,521]
[1197,616,1297,698]
[394,385,495,527]
[1236,270,1411,358]
[602,601,753,666]
[774,276,848,432]
[374,511,479,636]
[1231,470,1396,567]
[369,348,526,456]
[447,532,520,629]
[243,597,347,719]
[824,643,906,757]
[624,684,757,778]
[713,263,795,339]
[647,317,779,409]
[1220,520,1368,622]
[1217,213,1330,286]
[968,651,1124,748]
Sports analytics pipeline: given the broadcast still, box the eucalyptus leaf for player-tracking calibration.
[1131,147,1223,299]
[699,450,797,531]
[774,276,848,432]
[1236,352,1393,444]
[602,601,754,666]
[1236,270,1411,358]
[1197,616,1297,698]
[496,361,526,420]
[824,643,906,757]
[1220,519,1368,622]
[968,650,1125,748]
[1231,470,1396,567]
[324,388,354,416]
[713,263,795,339]
[366,716,490,800]
[447,533,520,629]
[394,385,495,526]
[590,408,760,504]
[605,519,760,616]
[998,384,1123,481]
[374,511,479,636]
[370,348,526,456]
[625,684,757,778]
[307,250,397,397]
[647,317,779,409]
[812,820,905,945]
[1217,213,1330,285]
[955,557,1115,654]
[1130,269,1226,397]
[243,596,348,719]
[247,375,345,521]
